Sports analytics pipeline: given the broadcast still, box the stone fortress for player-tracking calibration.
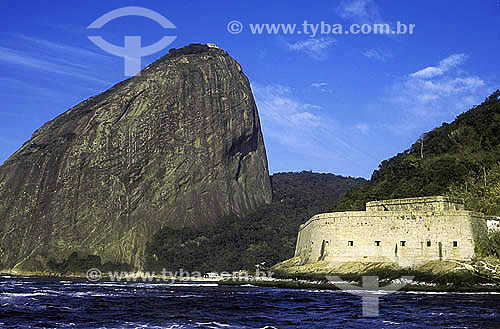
[294,196,489,268]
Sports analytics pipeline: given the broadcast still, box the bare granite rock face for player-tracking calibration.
[0,44,272,271]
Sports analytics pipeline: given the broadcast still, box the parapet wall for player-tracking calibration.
[366,196,465,212]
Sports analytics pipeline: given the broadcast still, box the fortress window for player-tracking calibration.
[348,241,354,247]
[426,241,431,247]
[453,241,458,247]
[400,241,406,247]
[375,241,381,246]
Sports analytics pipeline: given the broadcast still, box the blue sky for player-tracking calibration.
[1,0,499,178]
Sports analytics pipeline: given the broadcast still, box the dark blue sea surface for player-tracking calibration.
[0,276,499,328]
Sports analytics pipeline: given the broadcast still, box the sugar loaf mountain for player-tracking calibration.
[0,44,276,272]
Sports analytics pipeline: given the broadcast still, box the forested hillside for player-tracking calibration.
[334,90,500,214]
[145,172,365,272]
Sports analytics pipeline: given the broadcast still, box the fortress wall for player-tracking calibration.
[295,210,486,267]
[366,196,465,212]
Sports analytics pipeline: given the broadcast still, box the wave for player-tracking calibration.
[165,283,219,287]
[406,291,500,295]
[176,295,205,298]
[196,322,233,328]
[0,292,47,298]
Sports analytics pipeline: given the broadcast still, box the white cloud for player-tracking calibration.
[382,53,489,135]
[355,123,370,134]
[310,82,332,93]
[311,82,328,88]
[419,77,485,95]
[287,38,336,60]
[440,54,468,69]
[410,54,468,79]
[0,46,111,85]
[290,112,322,127]
[401,55,484,104]
[338,0,384,24]
[392,75,486,110]
[13,34,112,59]
[362,49,392,61]
[409,67,443,79]
[252,84,322,128]
[337,0,395,35]
[0,35,118,86]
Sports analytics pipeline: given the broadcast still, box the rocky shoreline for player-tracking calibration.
[2,269,500,293]
[219,277,500,293]
[3,256,500,293]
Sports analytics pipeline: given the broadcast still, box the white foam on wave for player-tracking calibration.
[306,289,341,293]
[196,322,232,328]
[70,291,123,298]
[176,294,205,298]
[171,283,218,287]
[69,282,124,287]
[98,283,127,287]
[110,323,185,329]
[37,289,63,295]
[163,325,186,329]
[0,292,47,298]
[407,291,453,295]
[333,289,393,295]
[128,282,219,288]
[406,291,500,295]
[129,282,176,288]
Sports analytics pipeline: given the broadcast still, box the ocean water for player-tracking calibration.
[0,276,499,328]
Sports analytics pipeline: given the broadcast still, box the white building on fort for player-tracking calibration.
[294,196,489,268]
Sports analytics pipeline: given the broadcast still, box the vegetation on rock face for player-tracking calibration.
[145,172,366,273]
[47,252,132,274]
[476,231,500,259]
[334,90,500,213]
[448,163,500,216]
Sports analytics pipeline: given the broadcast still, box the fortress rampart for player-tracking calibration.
[294,196,488,268]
